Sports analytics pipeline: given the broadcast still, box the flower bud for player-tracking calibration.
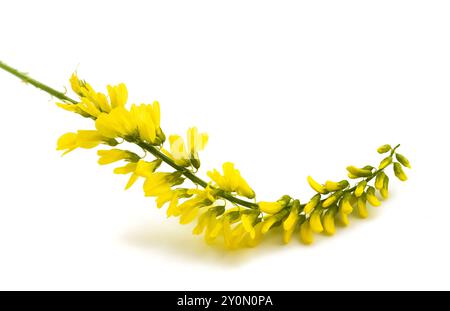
[323,191,343,208]
[323,209,336,235]
[307,176,327,194]
[258,201,284,214]
[377,144,391,154]
[396,153,411,168]
[339,193,353,214]
[324,180,349,192]
[375,172,386,190]
[381,176,389,199]
[261,216,278,234]
[366,186,381,207]
[357,194,368,218]
[394,162,408,181]
[300,220,314,245]
[304,194,321,214]
[346,166,372,177]
[355,180,367,197]
[309,209,324,233]
[379,156,393,170]
[283,200,300,231]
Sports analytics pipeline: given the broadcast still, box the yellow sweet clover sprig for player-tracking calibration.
[0,61,411,249]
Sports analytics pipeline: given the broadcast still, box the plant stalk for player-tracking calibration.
[0,61,259,209]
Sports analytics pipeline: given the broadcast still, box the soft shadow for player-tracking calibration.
[121,220,292,266]
[121,195,393,266]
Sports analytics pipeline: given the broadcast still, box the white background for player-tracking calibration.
[0,0,449,290]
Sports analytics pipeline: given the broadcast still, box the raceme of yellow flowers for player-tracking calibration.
[53,74,411,249]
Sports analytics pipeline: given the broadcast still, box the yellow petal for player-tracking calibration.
[56,132,77,155]
[309,210,324,233]
[258,201,284,214]
[107,83,128,108]
[357,195,368,218]
[300,221,314,245]
[355,180,367,197]
[261,216,278,234]
[304,194,321,214]
[375,172,385,190]
[366,187,381,207]
[180,206,200,224]
[307,176,327,194]
[283,200,300,231]
[323,210,336,235]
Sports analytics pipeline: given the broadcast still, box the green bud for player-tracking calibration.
[394,162,408,181]
[375,172,386,190]
[396,153,411,168]
[347,166,372,177]
[190,152,201,169]
[355,180,367,197]
[377,144,392,154]
[378,156,393,170]
[381,176,389,199]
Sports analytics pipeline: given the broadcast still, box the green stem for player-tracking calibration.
[0,61,77,104]
[138,142,258,209]
[313,145,400,209]
[0,61,258,209]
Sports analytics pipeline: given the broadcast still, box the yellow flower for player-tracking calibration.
[57,73,128,118]
[258,201,283,214]
[337,209,350,226]
[300,220,314,245]
[323,191,342,208]
[167,187,216,221]
[282,223,296,244]
[245,222,263,248]
[56,132,78,155]
[339,194,353,214]
[107,83,128,109]
[324,180,349,192]
[179,205,200,225]
[309,209,324,233]
[355,180,367,197]
[56,130,113,155]
[208,162,255,199]
[229,224,247,249]
[261,215,278,234]
[307,176,327,194]
[143,171,183,197]
[337,194,353,226]
[155,189,188,209]
[114,159,162,189]
[346,166,372,177]
[366,186,381,207]
[357,194,368,218]
[304,194,321,214]
[97,149,139,165]
[241,213,259,239]
[283,200,300,232]
[167,127,208,168]
[204,214,224,243]
[193,210,211,235]
[95,106,136,139]
[258,195,290,214]
[323,209,336,235]
[187,127,208,169]
[130,101,165,145]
